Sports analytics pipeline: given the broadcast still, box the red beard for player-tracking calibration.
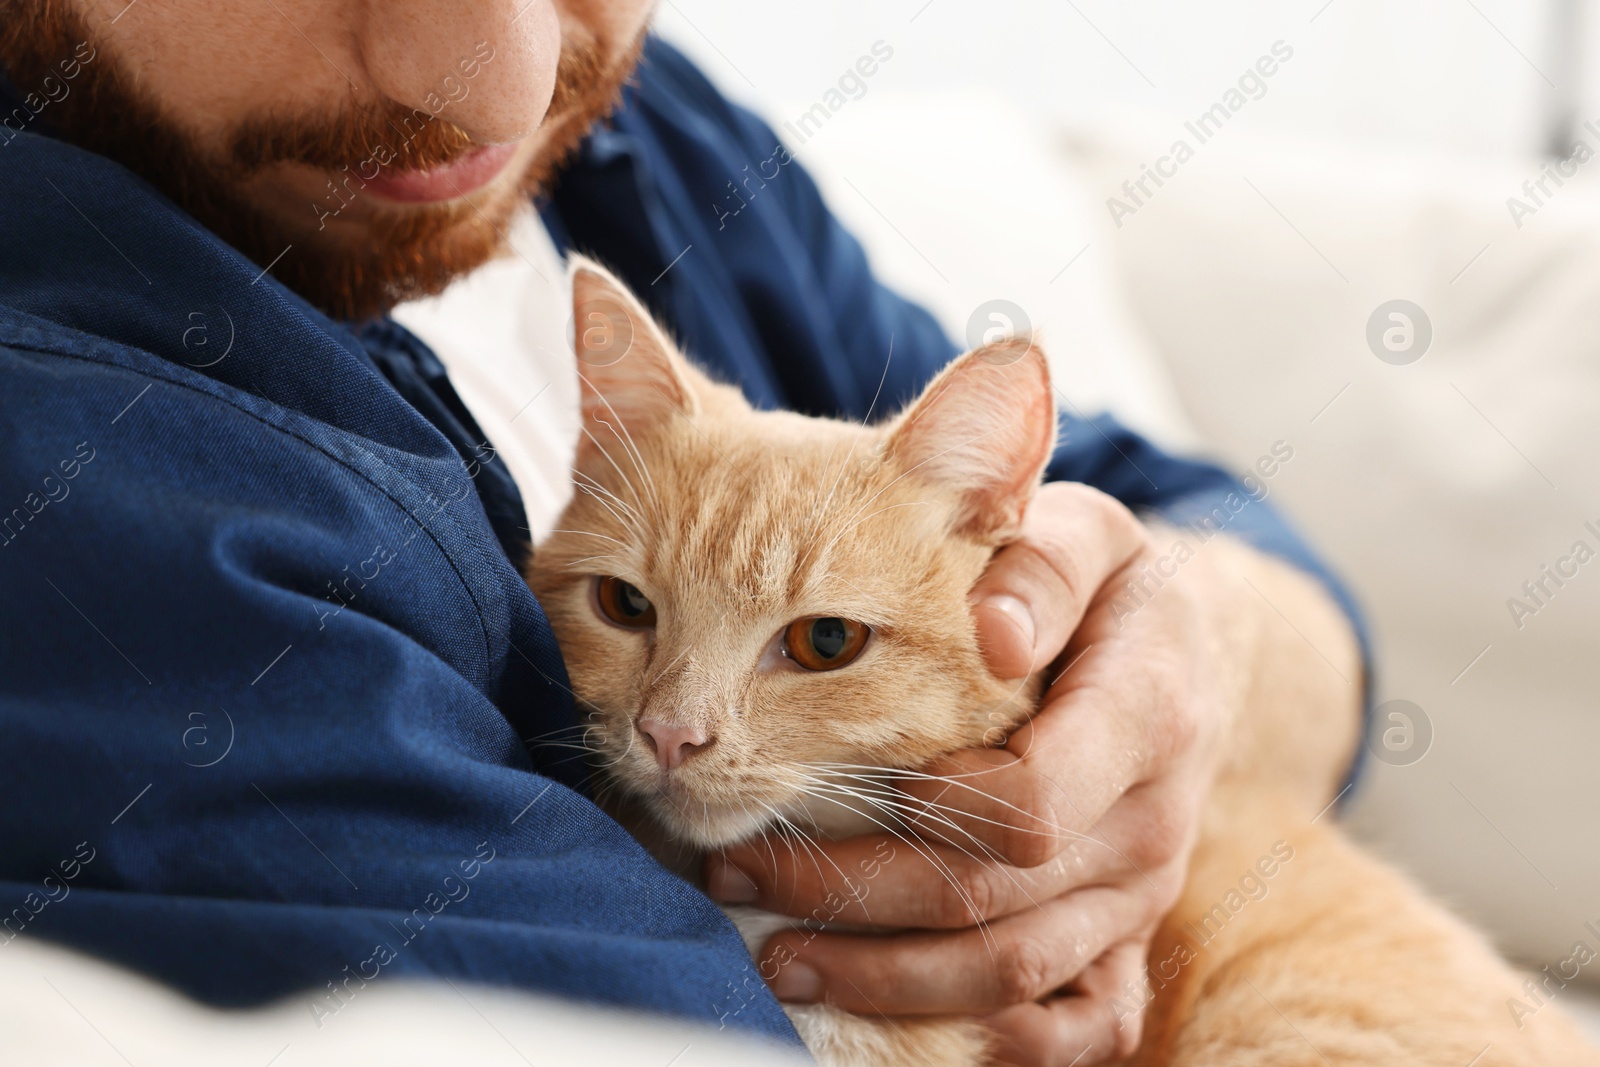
[0,2,644,320]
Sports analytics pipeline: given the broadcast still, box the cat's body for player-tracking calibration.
[527,257,1600,1066]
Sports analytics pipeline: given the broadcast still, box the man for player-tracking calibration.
[0,0,1367,1062]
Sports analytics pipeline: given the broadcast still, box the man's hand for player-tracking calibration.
[704,482,1360,1065]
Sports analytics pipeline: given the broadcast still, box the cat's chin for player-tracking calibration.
[633,780,902,850]
[644,795,773,849]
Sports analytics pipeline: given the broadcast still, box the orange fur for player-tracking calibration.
[526,257,1600,1067]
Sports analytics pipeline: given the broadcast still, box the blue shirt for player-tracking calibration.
[0,36,1367,1046]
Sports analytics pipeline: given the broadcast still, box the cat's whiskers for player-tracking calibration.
[577,425,645,508]
[806,762,1110,850]
[524,722,600,752]
[548,528,631,550]
[752,803,785,887]
[799,436,863,570]
[792,769,1007,860]
[601,406,663,515]
[769,810,827,892]
[768,807,864,919]
[525,709,615,771]
[523,719,600,743]
[787,769,1053,924]
[561,554,625,570]
[534,741,598,754]
[530,714,609,749]
[579,382,662,514]
[780,776,1004,950]
[803,434,846,530]
[572,493,642,546]
[573,478,646,542]
[805,782,1073,925]
[589,713,642,772]
[591,776,629,813]
[536,748,612,775]
[576,421,656,527]
[817,768,1087,845]
[574,469,644,526]
[746,773,879,912]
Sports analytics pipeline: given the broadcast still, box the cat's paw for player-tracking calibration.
[786,1002,989,1067]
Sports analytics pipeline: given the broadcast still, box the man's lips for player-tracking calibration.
[359,142,520,204]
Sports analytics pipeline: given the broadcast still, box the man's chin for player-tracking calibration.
[227,127,568,319]
[232,166,527,321]
[0,0,644,321]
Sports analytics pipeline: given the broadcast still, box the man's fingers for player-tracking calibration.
[756,885,1138,1014]
[971,482,1145,680]
[902,651,1158,867]
[908,614,1203,870]
[899,746,1071,869]
[707,834,1005,927]
[708,818,1144,926]
[983,939,1152,1066]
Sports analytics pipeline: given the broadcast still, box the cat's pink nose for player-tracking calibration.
[636,718,715,771]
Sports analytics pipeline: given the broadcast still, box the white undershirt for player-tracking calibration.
[391,206,579,543]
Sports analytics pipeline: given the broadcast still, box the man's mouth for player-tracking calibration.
[360,142,521,204]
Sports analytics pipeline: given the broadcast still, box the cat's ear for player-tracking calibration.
[883,339,1056,542]
[568,254,699,443]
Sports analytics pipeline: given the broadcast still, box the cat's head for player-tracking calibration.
[526,257,1057,848]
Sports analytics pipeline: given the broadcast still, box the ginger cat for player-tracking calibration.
[526,256,1600,1067]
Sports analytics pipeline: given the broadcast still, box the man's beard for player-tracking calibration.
[0,4,643,320]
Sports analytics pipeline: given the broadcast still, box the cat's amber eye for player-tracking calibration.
[596,576,657,629]
[783,617,869,671]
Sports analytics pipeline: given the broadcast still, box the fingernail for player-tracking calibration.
[978,594,1036,671]
[706,860,759,904]
[770,960,822,1003]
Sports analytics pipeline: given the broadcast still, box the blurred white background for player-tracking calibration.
[656,0,1581,158]
[657,0,1600,1011]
